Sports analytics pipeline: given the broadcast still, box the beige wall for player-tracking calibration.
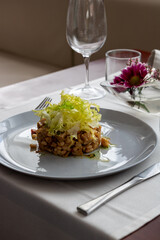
[0,0,159,68]
[73,0,160,65]
[0,0,71,69]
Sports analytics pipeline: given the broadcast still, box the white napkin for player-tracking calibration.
[148,49,160,69]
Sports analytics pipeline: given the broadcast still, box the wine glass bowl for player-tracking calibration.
[66,0,107,100]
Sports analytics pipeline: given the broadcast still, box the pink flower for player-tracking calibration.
[111,62,148,88]
[153,69,160,80]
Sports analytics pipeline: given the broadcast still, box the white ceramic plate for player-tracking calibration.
[0,109,157,180]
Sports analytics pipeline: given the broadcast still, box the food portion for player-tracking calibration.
[31,91,110,157]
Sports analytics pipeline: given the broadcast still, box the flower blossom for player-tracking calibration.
[111,62,148,88]
[153,68,160,80]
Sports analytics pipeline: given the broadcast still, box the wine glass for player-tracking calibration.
[66,0,107,100]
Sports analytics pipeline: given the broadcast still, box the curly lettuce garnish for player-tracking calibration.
[34,91,101,137]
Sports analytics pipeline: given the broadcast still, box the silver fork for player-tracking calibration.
[35,97,52,110]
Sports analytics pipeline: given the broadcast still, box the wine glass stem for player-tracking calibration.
[84,56,90,89]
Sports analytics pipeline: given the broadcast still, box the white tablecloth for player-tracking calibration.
[0,74,160,240]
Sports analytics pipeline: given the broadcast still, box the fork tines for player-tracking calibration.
[35,97,52,110]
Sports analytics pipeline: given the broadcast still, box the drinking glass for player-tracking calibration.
[105,49,141,82]
[66,0,107,100]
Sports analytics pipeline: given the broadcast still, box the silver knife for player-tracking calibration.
[77,162,160,216]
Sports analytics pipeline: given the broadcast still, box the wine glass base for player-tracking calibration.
[69,86,106,100]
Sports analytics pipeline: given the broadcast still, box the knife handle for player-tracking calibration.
[77,176,143,216]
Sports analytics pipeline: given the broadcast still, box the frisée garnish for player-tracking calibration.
[34,91,101,137]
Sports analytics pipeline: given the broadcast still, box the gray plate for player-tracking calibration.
[0,109,157,180]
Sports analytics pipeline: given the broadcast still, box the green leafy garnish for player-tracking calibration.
[34,91,101,137]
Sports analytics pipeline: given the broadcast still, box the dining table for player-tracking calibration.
[0,53,160,240]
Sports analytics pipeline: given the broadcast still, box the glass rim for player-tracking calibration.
[105,49,141,60]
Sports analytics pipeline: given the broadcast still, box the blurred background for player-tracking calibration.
[0,0,159,86]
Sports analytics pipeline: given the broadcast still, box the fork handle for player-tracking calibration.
[77,176,142,216]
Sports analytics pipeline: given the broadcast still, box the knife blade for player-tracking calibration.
[77,162,160,216]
